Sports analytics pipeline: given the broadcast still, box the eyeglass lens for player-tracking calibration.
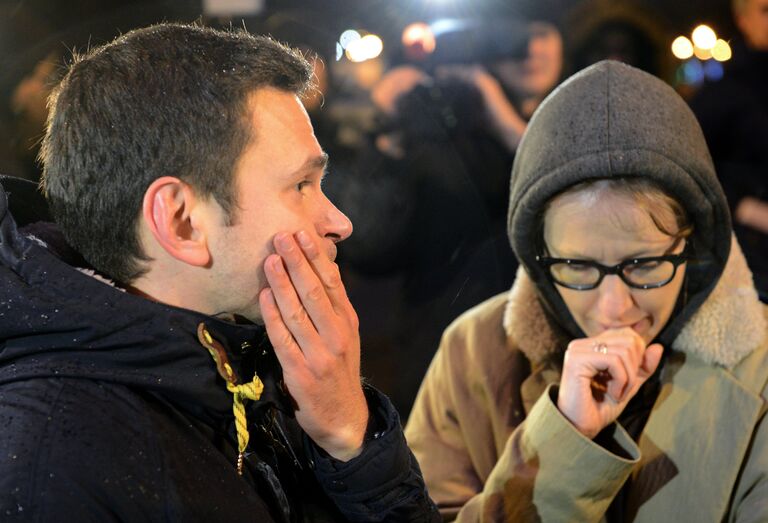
[550,259,676,288]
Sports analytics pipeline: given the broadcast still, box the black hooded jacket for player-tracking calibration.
[0,176,438,522]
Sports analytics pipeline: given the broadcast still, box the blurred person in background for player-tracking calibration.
[690,0,768,299]
[567,0,672,80]
[333,5,565,418]
[3,53,63,181]
[0,6,56,181]
[406,60,768,522]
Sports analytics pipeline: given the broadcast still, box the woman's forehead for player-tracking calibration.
[544,188,678,252]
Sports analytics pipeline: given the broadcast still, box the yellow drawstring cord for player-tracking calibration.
[197,323,264,475]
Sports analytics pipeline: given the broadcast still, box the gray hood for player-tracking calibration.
[507,60,732,346]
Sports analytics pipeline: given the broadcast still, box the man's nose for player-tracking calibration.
[319,196,353,243]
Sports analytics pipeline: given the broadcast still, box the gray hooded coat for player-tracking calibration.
[406,61,768,521]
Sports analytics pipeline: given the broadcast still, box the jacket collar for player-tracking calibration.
[0,183,295,421]
[503,235,766,369]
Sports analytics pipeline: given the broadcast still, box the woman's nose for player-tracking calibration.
[595,274,635,320]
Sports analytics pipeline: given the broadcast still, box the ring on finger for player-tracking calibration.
[592,342,608,355]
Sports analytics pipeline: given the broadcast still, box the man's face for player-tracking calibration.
[737,0,768,50]
[203,88,352,322]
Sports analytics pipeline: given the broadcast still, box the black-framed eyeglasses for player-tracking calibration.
[536,247,689,291]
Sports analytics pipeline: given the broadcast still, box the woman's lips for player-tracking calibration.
[597,317,651,334]
[631,317,651,334]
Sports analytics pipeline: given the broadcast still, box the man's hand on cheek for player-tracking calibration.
[258,231,368,462]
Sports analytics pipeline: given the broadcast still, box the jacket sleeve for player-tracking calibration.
[308,385,441,522]
[405,317,640,522]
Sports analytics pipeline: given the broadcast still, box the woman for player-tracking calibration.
[405,60,768,521]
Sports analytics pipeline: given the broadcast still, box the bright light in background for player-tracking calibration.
[711,39,732,61]
[671,23,730,79]
[402,23,436,52]
[402,22,436,60]
[429,18,465,36]
[692,25,717,50]
[345,34,384,62]
[337,29,379,63]
[671,36,694,59]
[339,30,362,49]
[694,45,713,60]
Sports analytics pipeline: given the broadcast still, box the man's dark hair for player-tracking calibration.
[40,23,313,283]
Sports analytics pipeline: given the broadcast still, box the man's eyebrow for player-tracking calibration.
[292,153,329,178]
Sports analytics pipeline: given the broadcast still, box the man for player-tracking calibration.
[0,23,438,522]
[690,0,768,299]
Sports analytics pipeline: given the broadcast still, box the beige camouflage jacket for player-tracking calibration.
[406,239,768,522]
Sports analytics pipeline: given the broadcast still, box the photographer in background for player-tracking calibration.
[333,9,565,417]
[372,17,563,157]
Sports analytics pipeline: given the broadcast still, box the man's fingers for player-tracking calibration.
[258,287,306,368]
[272,234,340,332]
[263,253,325,351]
[294,231,356,320]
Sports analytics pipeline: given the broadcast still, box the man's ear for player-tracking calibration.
[142,177,211,267]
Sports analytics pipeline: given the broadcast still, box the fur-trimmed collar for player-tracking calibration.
[503,236,766,369]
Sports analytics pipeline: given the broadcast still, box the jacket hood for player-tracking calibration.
[507,60,732,346]
[0,177,288,421]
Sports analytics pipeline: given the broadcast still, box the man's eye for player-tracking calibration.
[296,180,310,192]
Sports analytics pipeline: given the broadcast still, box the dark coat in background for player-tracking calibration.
[690,39,768,298]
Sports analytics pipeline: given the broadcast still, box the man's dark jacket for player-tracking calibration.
[0,176,439,522]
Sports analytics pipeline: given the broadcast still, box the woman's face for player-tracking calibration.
[543,189,686,345]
